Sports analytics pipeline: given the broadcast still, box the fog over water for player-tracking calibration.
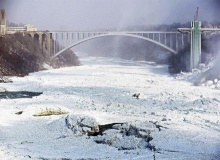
[0,0,220,31]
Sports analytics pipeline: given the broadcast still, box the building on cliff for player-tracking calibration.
[0,9,37,36]
[0,9,6,36]
[7,24,37,34]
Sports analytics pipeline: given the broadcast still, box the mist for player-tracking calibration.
[0,0,219,31]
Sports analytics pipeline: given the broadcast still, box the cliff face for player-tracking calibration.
[0,33,80,77]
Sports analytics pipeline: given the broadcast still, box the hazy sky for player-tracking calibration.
[0,0,219,31]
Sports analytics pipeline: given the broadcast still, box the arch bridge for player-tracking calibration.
[49,31,187,59]
[23,25,220,70]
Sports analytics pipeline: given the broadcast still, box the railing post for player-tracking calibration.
[182,34,184,50]
[159,33,161,43]
[164,33,167,46]
[176,33,178,51]
[170,34,172,49]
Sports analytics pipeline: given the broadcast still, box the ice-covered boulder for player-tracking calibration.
[193,56,220,85]
[93,128,148,150]
[47,116,157,150]
[0,87,7,92]
[93,121,156,150]
[210,85,216,89]
[47,114,99,136]
[206,80,214,86]
[216,81,220,89]
[65,114,99,135]
[0,77,12,83]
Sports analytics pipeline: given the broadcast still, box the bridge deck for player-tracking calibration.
[49,31,180,34]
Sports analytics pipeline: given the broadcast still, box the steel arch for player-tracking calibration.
[52,33,177,59]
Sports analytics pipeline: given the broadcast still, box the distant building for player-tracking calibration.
[25,24,37,31]
[0,9,6,36]
[7,24,37,34]
[0,9,37,35]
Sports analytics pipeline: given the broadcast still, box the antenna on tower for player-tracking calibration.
[194,7,199,21]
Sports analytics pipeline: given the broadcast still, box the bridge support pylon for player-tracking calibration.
[190,21,201,70]
[178,21,202,71]
[179,21,220,71]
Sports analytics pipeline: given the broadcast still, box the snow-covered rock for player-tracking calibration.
[192,97,215,106]
[206,80,214,86]
[0,87,7,92]
[216,81,220,89]
[65,114,99,135]
[210,85,216,89]
[111,135,148,150]
[93,122,153,150]
[47,114,99,136]
[0,76,12,83]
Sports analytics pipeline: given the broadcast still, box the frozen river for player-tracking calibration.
[0,57,220,160]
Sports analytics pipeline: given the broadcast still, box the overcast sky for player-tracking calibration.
[0,0,219,31]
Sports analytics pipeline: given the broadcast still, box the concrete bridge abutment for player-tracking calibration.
[27,31,52,57]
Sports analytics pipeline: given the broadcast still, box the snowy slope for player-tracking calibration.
[0,57,220,160]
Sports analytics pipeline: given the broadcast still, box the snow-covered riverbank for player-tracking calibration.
[0,57,220,160]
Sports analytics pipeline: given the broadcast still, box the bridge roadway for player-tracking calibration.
[49,31,180,33]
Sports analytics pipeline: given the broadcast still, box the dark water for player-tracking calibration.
[0,91,42,99]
